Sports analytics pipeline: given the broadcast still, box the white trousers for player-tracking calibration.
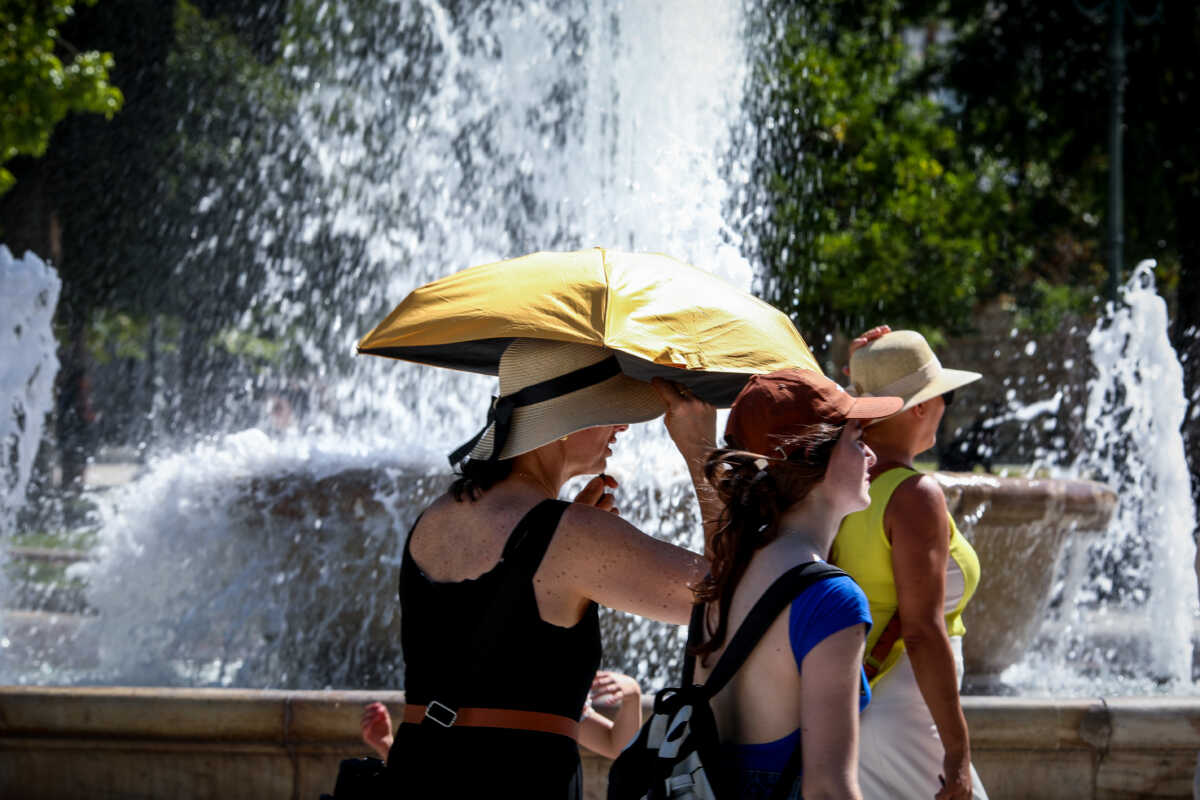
[858,636,989,800]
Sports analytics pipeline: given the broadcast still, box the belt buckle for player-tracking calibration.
[424,700,458,728]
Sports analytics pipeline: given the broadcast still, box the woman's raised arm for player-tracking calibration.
[546,503,706,625]
[652,379,722,551]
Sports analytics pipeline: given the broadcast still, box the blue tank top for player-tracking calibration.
[723,574,871,775]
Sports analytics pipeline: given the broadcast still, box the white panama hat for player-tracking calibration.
[847,330,981,419]
[451,338,666,463]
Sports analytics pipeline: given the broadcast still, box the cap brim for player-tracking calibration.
[845,395,905,420]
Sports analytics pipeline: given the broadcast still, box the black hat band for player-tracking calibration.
[448,355,622,465]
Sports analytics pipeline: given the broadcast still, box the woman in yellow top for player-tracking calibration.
[830,329,988,800]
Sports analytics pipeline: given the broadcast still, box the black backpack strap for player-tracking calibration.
[702,560,848,697]
[680,600,706,686]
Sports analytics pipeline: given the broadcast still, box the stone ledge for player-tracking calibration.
[963,696,1200,751]
[1,688,1198,799]
[0,686,405,745]
[962,697,1200,800]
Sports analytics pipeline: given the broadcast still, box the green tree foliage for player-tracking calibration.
[913,0,1198,325]
[0,0,296,466]
[0,0,123,193]
[737,1,1025,347]
[916,0,1200,529]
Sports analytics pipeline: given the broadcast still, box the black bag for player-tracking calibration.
[320,756,390,799]
[607,561,847,800]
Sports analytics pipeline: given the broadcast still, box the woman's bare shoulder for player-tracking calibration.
[885,473,951,547]
[421,491,460,516]
[410,490,530,548]
[889,472,948,516]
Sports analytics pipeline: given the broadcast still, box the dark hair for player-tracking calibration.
[690,422,845,663]
[449,458,514,502]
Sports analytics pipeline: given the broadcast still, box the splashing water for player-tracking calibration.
[0,247,61,669]
[0,247,61,537]
[4,4,1197,696]
[1,0,746,688]
[1003,261,1199,693]
[263,0,753,436]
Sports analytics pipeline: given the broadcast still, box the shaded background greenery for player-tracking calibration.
[734,0,1198,519]
[1,0,1197,527]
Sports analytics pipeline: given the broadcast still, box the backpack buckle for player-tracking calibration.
[424,700,458,727]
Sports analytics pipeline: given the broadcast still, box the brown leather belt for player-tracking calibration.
[402,702,580,741]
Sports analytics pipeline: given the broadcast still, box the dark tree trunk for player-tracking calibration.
[0,159,53,260]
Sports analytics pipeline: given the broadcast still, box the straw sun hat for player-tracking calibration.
[450,338,666,464]
[848,330,981,419]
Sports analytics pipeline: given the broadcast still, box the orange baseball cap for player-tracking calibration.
[725,369,903,457]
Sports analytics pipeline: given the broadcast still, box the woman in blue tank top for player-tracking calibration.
[690,368,902,800]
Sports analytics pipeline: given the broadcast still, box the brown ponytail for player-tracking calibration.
[690,422,845,663]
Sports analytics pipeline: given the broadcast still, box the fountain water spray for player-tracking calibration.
[3,0,748,689]
[1005,260,1199,693]
[0,246,61,537]
[0,246,61,667]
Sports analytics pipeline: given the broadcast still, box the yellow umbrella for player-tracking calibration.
[357,248,821,407]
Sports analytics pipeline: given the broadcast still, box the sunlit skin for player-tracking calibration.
[819,421,877,512]
[694,422,877,800]
[504,423,629,502]
[856,390,974,800]
[862,394,946,477]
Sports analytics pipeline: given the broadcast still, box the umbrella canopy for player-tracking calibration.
[357,248,821,406]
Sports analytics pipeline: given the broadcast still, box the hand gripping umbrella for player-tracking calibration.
[357,248,821,461]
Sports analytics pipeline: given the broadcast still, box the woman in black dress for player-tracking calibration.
[392,338,716,798]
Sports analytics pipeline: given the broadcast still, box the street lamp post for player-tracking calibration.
[1076,0,1160,301]
[1106,0,1124,302]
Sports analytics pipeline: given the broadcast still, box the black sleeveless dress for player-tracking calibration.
[391,499,602,799]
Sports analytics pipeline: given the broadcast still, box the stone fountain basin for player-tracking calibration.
[936,473,1117,687]
[236,468,1114,689]
[2,468,1116,691]
[243,467,1116,689]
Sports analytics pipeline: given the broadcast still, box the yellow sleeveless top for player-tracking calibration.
[830,467,981,686]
